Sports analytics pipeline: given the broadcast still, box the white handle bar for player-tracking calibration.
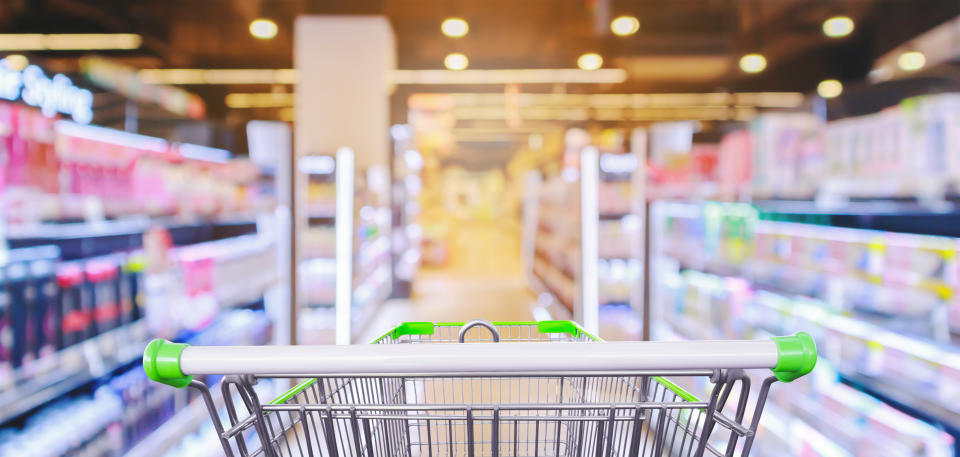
[180,340,777,375]
[144,334,816,387]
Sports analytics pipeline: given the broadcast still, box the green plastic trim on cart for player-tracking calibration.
[771,332,817,382]
[143,339,193,388]
[389,321,436,338]
[387,320,585,339]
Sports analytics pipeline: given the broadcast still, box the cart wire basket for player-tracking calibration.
[143,320,816,457]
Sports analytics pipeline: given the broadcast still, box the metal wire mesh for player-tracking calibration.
[206,323,764,457]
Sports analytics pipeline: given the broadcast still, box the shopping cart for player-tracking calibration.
[143,320,816,457]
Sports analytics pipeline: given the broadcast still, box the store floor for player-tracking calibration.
[361,220,643,342]
[361,220,538,341]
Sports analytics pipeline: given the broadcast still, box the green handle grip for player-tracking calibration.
[143,338,193,388]
[771,332,817,382]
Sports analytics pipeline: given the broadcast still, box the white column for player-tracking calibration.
[294,16,396,170]
[579,147,600,334]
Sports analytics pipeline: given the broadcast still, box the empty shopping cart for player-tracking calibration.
[143,320,816,457]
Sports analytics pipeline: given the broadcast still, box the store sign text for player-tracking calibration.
[0,62,94,124]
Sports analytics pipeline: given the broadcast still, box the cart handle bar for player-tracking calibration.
[143,333,816,388]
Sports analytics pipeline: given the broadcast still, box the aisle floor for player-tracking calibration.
[361,221,643,342]
[361,221,539,341]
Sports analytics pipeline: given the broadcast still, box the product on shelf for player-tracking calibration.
[0,309,272,457]
[303,225,335,259]
[655,268,956,457]
[597,180,631,216]
[729,92,960,200]
[1,109,272,224]
[655,201,958,337]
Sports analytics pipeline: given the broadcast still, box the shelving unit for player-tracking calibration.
[0,320,149,425]
[649,200,960,455]
[0,115,284,456]
[123,387,225,457]
[525,130,647,338]
[389,124,423,298]
[527,167,580,318]
[295,148,392,345]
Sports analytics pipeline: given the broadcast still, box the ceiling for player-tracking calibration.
[0,0,958,128]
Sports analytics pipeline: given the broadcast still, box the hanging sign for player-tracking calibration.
[0,60,93,124]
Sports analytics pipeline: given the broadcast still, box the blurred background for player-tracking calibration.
[1,0,960,455]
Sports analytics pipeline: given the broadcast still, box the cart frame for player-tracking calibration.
[143,320,816,457]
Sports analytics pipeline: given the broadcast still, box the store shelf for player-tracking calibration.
[123,387,225,457]
[6,217,257,240]
[0,320,150,425]
[6,217,258,260]
[839,371,960,433]
[532,256,574,312]
[753,199,960,216]
[0,273,273,427]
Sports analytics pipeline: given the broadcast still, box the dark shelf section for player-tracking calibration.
[599,212,632,221]
[308,215,336,226]
[753,199,960,238]
[839,371,960,455]
[0,295,269,427]
[0,321,151,426]
[6,219,257,260]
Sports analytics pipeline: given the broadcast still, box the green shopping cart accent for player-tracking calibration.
[143,338,193,388]
[387,320,583,339]
[771,332,817,382]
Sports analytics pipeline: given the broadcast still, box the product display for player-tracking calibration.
[652,200,960,455]
[295,156,392,344]
[390,125,423,295]
[2,112,272,225]
[0,309,272,457]
[0,103,282,455]
[655,269,954,457]
[532,174,578,311]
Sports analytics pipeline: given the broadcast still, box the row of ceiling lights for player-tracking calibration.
[244,14,926,94]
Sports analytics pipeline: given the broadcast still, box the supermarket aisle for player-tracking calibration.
[361,221,536,340]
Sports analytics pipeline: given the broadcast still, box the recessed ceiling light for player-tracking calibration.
[610,16,640,36]
[577,53,603,71]
[822,16,854,38]
[249,19,278,40]
[897,51,926,71]
[817,79,843,98]
[444,53,469,71]
[441,18,469,38]
[739,53,767,73]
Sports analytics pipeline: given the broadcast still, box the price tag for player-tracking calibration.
[83,339,106,377]
[81,195,105,223]
[865,340,885,376]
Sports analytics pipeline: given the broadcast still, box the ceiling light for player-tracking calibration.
[739,53,766,73]
[577,53,603,71]
[817,79,843,98]
[897,51,926,71]
[441,18,469,38]
[444,53,469,71]
[249,19,278,40]
[822,16,854,38]
[610,16,640,36]
[0,33,141,51]
[3,54,28,71]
